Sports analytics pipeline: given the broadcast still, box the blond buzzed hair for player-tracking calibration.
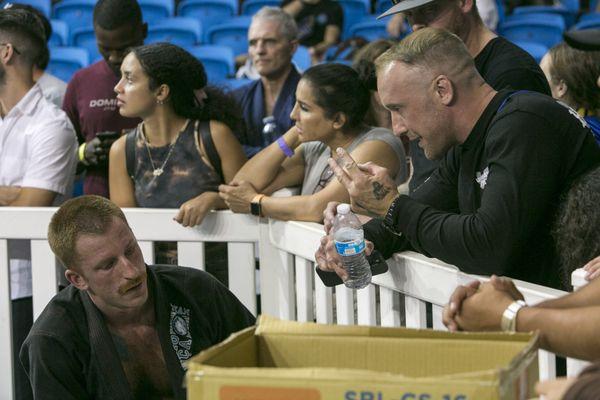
[48,195,129,270]
[375,27,477,81]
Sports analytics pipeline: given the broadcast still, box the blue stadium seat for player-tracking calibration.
[187,45,234,83]
[206,17,252,57]
[348,17,389,41]
[339,0,370,39]
[241,0,280,15]
[512,5,576,27]
[292,45,311,71]
[573,19,600,30]
[70,27,101,63]
[376,0,393,15]
[499,17,565,48]
[53,0,95,31]
[146,17,202,47]
[512,40,549,63]
[579,12,600,23]
[6,0,51,17]
[139,0,174,23]
[48,46,89,82]
[49,19,68,47]
[559,0,579,12]
[504,13,565,25]
[178,0,238,34]
[223,78,254,91]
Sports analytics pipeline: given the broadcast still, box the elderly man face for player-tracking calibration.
[248,18,296,80]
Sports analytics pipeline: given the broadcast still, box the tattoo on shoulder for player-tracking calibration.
[372,182,391,200]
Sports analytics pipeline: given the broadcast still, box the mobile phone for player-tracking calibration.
[315,249,389,287]
[96,131,121,142]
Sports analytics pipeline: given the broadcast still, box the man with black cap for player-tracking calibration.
[379,0,551,193]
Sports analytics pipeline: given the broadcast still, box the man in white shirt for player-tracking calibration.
[0,8,77,400]
[5,3,68,108]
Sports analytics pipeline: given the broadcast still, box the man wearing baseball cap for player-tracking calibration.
[378,0,551,194]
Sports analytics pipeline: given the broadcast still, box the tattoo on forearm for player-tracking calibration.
[372,182,391,200]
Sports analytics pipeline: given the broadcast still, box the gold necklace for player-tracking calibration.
[141,122,186,177]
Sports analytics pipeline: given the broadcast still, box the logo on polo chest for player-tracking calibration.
[89,98,118,111]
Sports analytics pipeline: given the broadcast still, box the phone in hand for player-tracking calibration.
[96,130,121,143]
[315,249,388,287]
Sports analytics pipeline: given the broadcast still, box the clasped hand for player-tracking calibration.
[218,181,258,214]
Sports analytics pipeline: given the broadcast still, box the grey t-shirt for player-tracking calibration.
[300,127,407,195]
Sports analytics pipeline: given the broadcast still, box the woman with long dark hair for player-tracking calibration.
[219,63,406,222]
[109,43,246,226]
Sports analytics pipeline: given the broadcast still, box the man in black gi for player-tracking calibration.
[316,28,600,289]
[20,195,255,399]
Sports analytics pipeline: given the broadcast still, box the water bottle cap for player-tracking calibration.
[336,203,350,214]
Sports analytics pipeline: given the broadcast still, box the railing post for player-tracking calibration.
[0,239,14,400]
[258,219,295,319]
[31,240,59,320]
[566,268,591,377]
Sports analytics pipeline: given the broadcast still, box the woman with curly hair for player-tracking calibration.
[109,42,246,226]
[109,43,247,283]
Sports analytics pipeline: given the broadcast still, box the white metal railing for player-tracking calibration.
[0,207,588,399]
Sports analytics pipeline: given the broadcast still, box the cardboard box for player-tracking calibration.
[187,315,539,400]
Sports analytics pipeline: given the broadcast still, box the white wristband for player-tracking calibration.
[501,300,527,332]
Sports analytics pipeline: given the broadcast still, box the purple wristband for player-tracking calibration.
[277,137,294,157]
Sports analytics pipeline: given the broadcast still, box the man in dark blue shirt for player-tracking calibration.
[233,7,301,157]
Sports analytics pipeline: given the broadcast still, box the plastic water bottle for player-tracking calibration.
[262,116,277,146]
[332,203,372,289]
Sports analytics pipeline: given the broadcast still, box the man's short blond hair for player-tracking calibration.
[48,195,128,270]
[375,27,476,79]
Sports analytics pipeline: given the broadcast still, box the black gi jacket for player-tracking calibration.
[20,265,255,399]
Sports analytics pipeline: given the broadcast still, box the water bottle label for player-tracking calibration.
[334,239,365,256]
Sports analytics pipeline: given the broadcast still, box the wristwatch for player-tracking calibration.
[383,195,402,234]
[250,194,266,217]
[501,300,527,332]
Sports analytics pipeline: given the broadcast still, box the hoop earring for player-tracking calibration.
[156,99,164,105]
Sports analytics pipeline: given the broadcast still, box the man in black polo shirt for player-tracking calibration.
[316,28,600,289]
[379,0,551,193]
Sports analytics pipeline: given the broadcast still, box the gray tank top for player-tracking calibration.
[130,120,222,208]
[300,127,407,195]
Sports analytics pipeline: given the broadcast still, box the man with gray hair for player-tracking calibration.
[233,6,300,157]
[316,28,600,289]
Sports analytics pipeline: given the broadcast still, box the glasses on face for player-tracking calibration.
[0,42,20,55]
[312,165,335,194]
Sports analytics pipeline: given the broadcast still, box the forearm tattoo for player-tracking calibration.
[372,182,391,200]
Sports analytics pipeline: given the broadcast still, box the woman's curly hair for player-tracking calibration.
[553,165,600,288]
[130,42,244,134]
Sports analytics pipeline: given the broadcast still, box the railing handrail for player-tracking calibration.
[0,206,587,400]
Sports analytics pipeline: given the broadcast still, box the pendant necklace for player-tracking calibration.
[142,122,184,177]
